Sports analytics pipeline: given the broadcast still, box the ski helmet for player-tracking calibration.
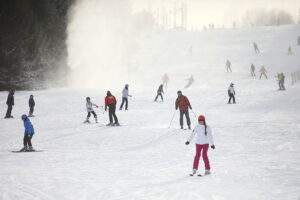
[198,115,205,121]
[21,114,27,120]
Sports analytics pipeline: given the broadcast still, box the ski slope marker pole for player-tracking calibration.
[168,110,177,128]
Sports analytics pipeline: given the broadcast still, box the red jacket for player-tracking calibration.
[175,95,191,111]
[105,96,117,109]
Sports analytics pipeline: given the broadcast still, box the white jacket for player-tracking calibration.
[86,102,97,112]
[228,86,235,95]
[187,124,214,145]
[122,88,129,98]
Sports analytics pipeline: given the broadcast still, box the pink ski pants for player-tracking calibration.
[193,144,210,170]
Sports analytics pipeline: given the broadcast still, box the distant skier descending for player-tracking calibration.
[288,46,293,55]
[175,90,192,129]
[5,88,15,118]
[84,97,98,123]
[162,73,169,89]
[227,83,236,104]
[154,84,164,102]
[184,75,194,89]
[28,95,35,117]
[185,115,215,176]
[226,60,232,72]
[253,42,260,54]
[19,114,35,152]
[250,63,256,77]
[120,84,131,110]
[259,66,268,79]
[105,91,119,126]
[276,73,286,90]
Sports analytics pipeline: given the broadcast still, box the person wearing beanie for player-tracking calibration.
[84,97,98,123]
[175,90,192,129]
[120,84,132,110]
[105,91,119,126]
[20,114,35,152]
[185,115,215,176]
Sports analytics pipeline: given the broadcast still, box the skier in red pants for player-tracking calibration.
[185,115,215,176]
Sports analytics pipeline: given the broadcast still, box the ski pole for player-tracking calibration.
[191,109,197,118]
[168,110,177,128]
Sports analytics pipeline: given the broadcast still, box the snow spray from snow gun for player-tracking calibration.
[168,110,177,128]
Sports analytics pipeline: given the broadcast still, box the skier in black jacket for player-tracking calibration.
[5,89,15,118]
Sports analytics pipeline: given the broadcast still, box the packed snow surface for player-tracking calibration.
[1,25,300,200]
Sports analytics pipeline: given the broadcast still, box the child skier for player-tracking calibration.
[154,84,164,102]
[119,84,131,110]
[28,95,35,117]
[105,91,119,126]
[20,114,35,152]
[185,115,215,176]
[228,83,236,104]
[84,97,98,123]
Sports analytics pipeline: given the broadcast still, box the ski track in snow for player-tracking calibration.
[1,25,300,200]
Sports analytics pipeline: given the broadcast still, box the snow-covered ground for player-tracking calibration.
[1,25,300,200]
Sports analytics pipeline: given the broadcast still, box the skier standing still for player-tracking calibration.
[28,95,35,117]
[84,97,98,123]
[105,91,119,126]
[20,114,35,152]
[250,64,255,76]
[5,88,15,118]
[175,90,192,129]
[185,115,215,176]
[154,84,164,102]
[259,66,268,79]
[228,83,236,104]
[120,84,131,110]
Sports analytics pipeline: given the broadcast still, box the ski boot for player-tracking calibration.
[204,169,211,175]
[95,117,98,123]
[20,146,28,152]
[190,169,197,176]
[84,118,90,123]
[113,122,120,126]
[28,146,35,152]
[181,126,183,129]
[106,122,113,126]
[188,125,191,130]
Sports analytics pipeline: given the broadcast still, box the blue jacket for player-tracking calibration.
[29,98,35,108]
[24,119,35,135]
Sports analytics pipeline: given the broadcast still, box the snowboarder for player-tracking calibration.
[5,88,15,118]
[19,114,35,152]
[288,46,293,55]
[120,84,131,110]
[84,97,98,123]
[175,90,192,129]
[105,91,119,126]
[184,75,194,89]
[253,42,260,53]
[250,64,255,76]
[259,66,268,79]
[154,84,164,102]
[226,60,232,72]
[228,83,236,104]
[28,95,35,117]
[185,115,215,176]
[162,73,169,89]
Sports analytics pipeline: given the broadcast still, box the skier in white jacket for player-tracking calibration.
[185,115,215,176]
[84,97,98,123]
[120,84,132,110]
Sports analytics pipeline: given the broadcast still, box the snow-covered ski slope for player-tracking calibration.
[1,25,300,200]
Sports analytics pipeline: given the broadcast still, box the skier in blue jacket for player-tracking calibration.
[28,95,35,117]
[20,114,35,151]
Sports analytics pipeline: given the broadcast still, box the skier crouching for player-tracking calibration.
[20,114,35,152]
[185,115,215,176]
[84,97,98,123]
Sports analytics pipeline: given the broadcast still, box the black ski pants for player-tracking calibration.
[120,97,128,110]
[23,134,33,147]
[155,93,163,101]
[180,110,191,126]
[228,94,235,103]
[29,107,34,115]
[5,105,13,117]
[87,111,97,119]
[108,105,118,123]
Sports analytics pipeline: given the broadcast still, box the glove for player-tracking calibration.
[211,145,215,149]
[189,106,192,110]
[105,108,107,111]
[185,141,189,145]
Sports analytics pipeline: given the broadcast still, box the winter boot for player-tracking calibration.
[106,122,113,126]
[205,169,211,175]
[181,126,183,129]
[190,169,197,176]
[84,118,90,123]
[114,122,120,126]
[188,125,191,130]
[28,146,35,152]
[20,146,28,152]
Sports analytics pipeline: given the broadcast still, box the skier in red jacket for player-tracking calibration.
[175,90,192,129]
[105,91,119,126]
